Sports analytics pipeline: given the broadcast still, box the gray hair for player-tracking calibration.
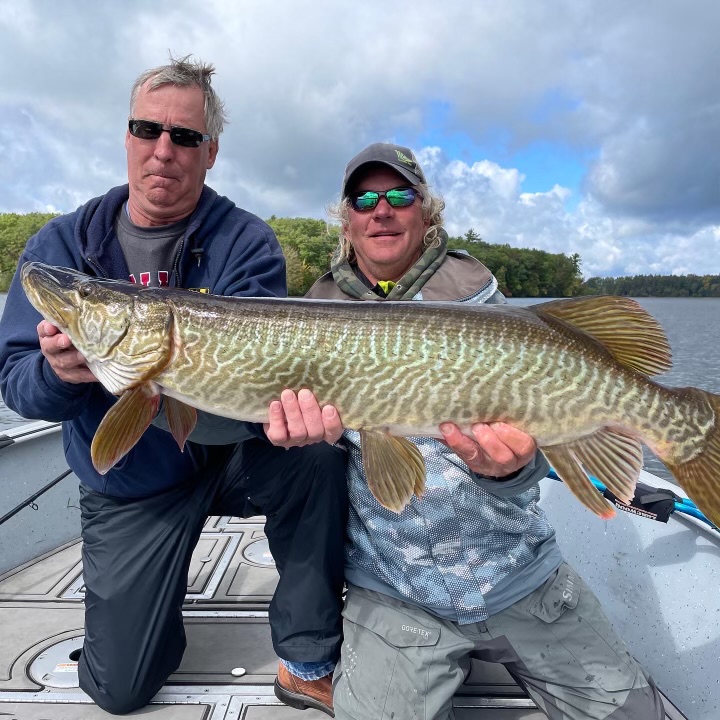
[129,54,228,139]
[327,182,446,264]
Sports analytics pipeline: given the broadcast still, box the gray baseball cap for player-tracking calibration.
[342,142,426,195]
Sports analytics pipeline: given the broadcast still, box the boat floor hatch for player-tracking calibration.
[0,515,683,719]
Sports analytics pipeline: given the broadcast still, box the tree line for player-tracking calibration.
[0,213,583,297]
[2,212,716,297]
[445,230,583,298]
[580,274,720,297]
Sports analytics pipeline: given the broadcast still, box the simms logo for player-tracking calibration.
[562,574,576,603]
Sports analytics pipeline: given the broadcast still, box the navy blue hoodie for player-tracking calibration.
[0,184,286,498]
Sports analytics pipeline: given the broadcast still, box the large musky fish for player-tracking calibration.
[20,262,720,525]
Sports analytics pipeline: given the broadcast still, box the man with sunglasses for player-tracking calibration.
[265,143,664,719]
[0,56,346,716]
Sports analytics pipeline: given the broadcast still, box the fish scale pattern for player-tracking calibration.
[157,297,710,465]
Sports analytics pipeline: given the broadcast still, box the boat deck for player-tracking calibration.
[0,422,696,718]
[0,513,562,719]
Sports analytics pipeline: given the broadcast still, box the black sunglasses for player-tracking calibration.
[128,119,211,148]
[349,187,420,212]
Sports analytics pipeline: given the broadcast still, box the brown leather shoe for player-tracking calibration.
[274,662,334,717]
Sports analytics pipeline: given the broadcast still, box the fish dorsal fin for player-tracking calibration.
[164,397,198,451]
[91,383,161,475]
[530,296,672,376]
[359,429,426,513]
[542,444,616,519]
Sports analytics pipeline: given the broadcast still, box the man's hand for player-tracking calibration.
[440,422,536,478]
[38,320,97,384]
[264,388,344,448]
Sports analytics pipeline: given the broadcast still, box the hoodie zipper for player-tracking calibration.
[86,257,108,278]
[172,226,202,287]
[171,235,186,287]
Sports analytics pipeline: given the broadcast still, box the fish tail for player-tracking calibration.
[665,390,720,528]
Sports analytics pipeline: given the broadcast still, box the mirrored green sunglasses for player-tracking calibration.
[349,187,420,211]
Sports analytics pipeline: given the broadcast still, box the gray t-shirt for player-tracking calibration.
[116,206,190,286]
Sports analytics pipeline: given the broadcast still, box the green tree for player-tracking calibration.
[267,217,340,296]
[444,234,584,297]
[0,213,59,290]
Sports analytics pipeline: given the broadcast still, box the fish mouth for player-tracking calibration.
[20,263,99,328]
[22,262,93,288]
[20,262,132,331]
[22,263,140,309]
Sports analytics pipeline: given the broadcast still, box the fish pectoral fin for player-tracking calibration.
[91,383,161,475]
[542,445,616,519]
[164,397,197,451]
[569,430,642,504]
[360,429,426,513]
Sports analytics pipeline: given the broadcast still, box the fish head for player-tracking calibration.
[21,262,174,393]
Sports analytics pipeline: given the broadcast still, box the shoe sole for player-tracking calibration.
[273,678,335,717]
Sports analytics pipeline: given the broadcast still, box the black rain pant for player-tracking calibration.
[77,438,348,715]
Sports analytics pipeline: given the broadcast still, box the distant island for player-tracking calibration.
[2,213,719,298]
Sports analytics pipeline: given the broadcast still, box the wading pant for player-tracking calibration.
[77,438,348,715]
[334,564,665,720]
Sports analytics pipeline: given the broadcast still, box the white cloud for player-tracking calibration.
[420,148,720,279]
[1,0,720,277]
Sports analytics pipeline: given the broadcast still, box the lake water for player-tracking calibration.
[1,293,719,483]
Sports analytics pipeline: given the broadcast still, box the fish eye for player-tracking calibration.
[77,285,92,299]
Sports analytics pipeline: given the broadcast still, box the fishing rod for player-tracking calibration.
[0,468,73,528]
[547,468,718,531]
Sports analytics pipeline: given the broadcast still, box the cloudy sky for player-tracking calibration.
[1,0,719,278]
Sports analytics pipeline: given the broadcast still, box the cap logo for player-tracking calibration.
[395,150,415,167]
